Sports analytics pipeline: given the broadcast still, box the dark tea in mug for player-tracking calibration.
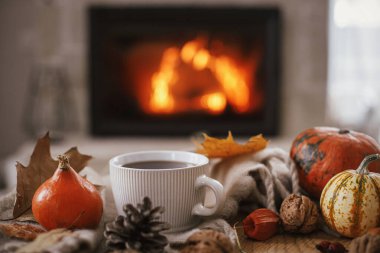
[122,160,196,169]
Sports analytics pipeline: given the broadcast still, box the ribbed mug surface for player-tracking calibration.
[109,150,210,232]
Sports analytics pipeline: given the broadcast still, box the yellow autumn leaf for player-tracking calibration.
[195,131,268,158]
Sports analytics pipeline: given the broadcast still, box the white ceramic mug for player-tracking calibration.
[109,150,224,232]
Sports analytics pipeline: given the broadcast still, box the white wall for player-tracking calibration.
[0,1,37,158]
[0,0,328,158]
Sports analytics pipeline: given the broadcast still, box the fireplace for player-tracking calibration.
[89,6,280,136]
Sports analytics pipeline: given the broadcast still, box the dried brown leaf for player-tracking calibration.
[16,228,72,252]
[13,132,92,218]
[14,209,35,222]
[0,222,46,241]
[195,131,268,158]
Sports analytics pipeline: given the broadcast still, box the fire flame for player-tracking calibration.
[148,37,254,115]
[149,48,179,113]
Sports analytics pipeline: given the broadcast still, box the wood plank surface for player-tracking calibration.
[234,225,351,253]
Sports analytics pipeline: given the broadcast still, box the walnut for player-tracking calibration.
[178,229,234,253]
[279,193,319,233]
[349,233,380,253]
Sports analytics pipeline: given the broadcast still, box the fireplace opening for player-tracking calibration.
[89,7,281,136]
[127,34,264,116]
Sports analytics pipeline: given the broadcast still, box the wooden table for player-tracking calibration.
[234,225,351,253]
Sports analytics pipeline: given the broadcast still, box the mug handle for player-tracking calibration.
[192,175,224,216]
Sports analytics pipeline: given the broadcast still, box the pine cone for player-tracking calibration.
[104,197,171,253]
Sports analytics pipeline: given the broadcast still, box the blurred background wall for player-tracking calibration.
[0,1,36,158]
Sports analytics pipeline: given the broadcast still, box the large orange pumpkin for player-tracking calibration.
[290,127,380,199]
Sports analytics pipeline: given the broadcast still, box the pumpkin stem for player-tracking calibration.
[57,155,70,170]
[338,129,350,134]
[356,154,380,175]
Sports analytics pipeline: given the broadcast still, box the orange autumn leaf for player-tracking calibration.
[195,131,268,158]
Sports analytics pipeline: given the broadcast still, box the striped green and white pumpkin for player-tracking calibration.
[320,154,380,238]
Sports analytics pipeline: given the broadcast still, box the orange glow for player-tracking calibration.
[145,37,256,115]
[180,40,199,64]
[213,57,250,113]
[149,48,179,113]
[201,93,227,114]
[193,49,210,71]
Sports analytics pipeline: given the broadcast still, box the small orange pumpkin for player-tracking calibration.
[320,154,380,238]
[32,155,103,230]
[290,127,380,199]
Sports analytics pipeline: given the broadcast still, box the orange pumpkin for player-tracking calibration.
[32,155,103,230]
[290,127,380,199]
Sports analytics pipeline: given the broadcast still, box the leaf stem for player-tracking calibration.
[234,222,248,253]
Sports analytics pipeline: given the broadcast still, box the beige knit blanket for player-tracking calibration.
[212,147,300,218]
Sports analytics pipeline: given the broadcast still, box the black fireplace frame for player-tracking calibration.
[89,6,281,136]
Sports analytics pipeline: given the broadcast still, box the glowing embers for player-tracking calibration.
[136,36,261,116]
